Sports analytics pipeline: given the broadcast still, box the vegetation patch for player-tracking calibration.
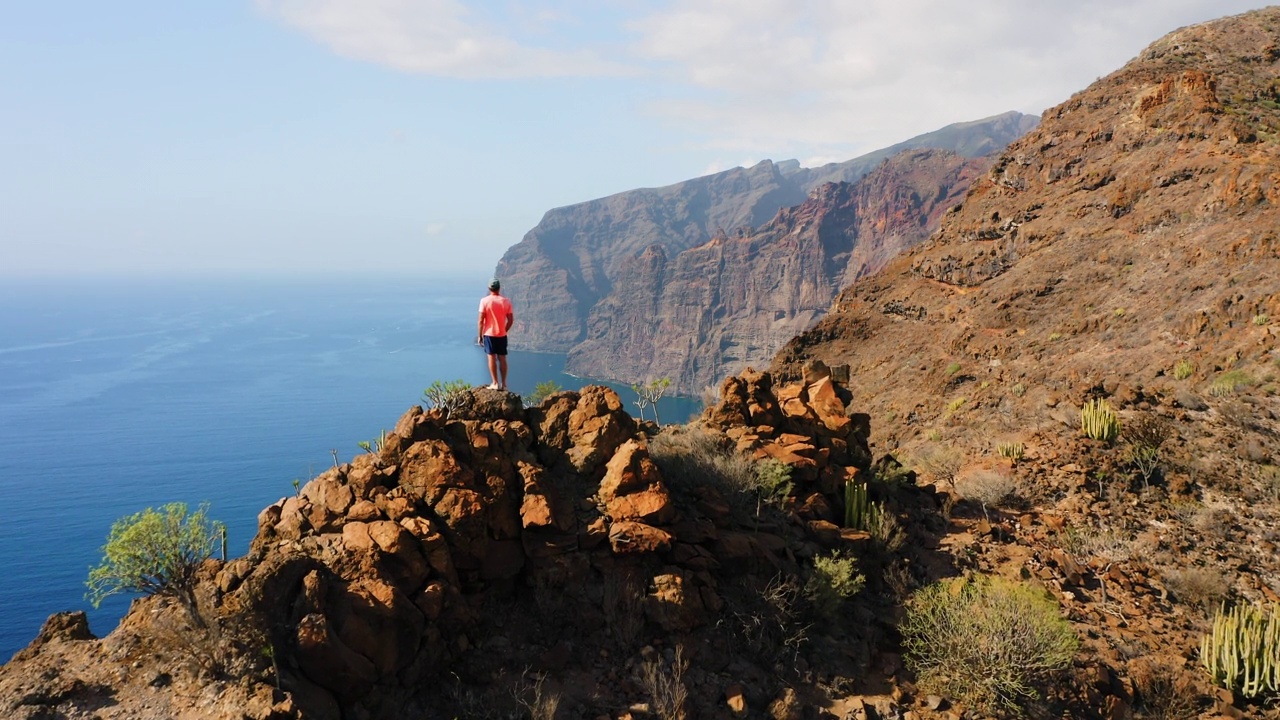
[901,575,1078,715]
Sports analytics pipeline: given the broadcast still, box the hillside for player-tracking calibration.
[495,112,1038,354]
[772,6,1280,716]
[566,149,987,393]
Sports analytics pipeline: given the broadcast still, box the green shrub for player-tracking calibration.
[1254,313,1270,326]
[901,575,1078,715]
[1209,370,1254,398]
[1173,360,1195,380]
[1201,602,1280,698]
[1010,382,1027,398]
[945,362,962,376]
[86,502,225,616]
[1081,398,1120,442]
[806,551,864,617]
[946,397,966,414]
[423,379,471,418]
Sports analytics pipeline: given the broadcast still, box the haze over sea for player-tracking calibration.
[0,276,699,660]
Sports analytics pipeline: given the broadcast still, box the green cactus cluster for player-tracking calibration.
[845,480,869,529]
[1081,399,1120,443]
[1201,602,1280,698]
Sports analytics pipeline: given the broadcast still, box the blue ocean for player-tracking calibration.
[0,276,699,660]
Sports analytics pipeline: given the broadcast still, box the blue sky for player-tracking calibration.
[1,1,1270,278]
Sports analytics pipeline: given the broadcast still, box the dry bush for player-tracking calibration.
[640,645,689,720]
[603,571,646,650]
[1163,567,1230,615]
[901,575,1078,716]
[866,504,906,553]
[915,446,963,486]
[955,470,1015,520]
[146,600,269,682]
[1262,465,1280,501]
[1129,658,1201,720]
[1058,525,1134,566]
[1192,506,1236,541]
[649,426,766,517]
[728,573,810,666]
[513,670,562,720]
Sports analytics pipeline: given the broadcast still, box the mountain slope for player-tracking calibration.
[495,112,1038,352]
[774,8,1280,482]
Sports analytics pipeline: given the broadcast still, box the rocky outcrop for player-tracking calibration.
[2,378,883,719]
[566,149,987,392]
[495,112,1038,354]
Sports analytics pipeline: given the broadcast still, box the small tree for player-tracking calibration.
[86,502,225,621]
[632,377,673,425]
[524,380,563,409]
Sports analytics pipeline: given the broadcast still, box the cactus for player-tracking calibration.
[1201,602,1280,698]
[844,480,869,529]
[1081,399,1120,443]
[997,442,1025,461]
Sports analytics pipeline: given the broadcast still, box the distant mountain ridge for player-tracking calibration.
[565,149,988,392]
[494,111,1039,355]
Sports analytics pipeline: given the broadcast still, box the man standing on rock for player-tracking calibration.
[478,278,514,391]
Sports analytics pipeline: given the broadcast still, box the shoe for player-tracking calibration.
[487,383,500,390]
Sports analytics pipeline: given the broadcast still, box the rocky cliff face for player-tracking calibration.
[773,7,1280,458]
[495,112,1038,354]
[566,149,987,392]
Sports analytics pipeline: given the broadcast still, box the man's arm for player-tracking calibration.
[505,310,514,333]
[478,311,485,342]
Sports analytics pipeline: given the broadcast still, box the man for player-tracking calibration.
[477,278,514,391]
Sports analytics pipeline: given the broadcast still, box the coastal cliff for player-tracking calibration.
[494,112,1038,355]
[565,149,986,392]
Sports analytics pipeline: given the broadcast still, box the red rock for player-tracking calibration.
[295,613,375,703]
[345,499,380,523]
[606,487,675,525]
[342,522,374,552]
[608,521,672,554]
[599,440,663,502]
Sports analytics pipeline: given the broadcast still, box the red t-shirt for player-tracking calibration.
[479,294,513,337]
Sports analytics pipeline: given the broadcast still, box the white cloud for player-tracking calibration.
[259,0,1272,154]
[255,0,631,78]
[627,0,1272,154]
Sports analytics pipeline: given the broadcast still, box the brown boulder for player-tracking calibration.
[333,578,424,676]
[608,521,673,554]
[295,612,375,703]
[599,439,662,502]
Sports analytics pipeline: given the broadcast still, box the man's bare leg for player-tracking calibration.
[498,356,509,390]
[487,354,500,388]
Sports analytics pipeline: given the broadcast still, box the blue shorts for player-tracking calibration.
[482,335,508,356]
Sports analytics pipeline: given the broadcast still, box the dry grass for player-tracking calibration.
[956,470,1015,520]
[1162,567,1230,615]
[640,645,689,720]
[915,446,963,486]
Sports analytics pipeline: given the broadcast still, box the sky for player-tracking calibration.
[0,1,1272,278]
